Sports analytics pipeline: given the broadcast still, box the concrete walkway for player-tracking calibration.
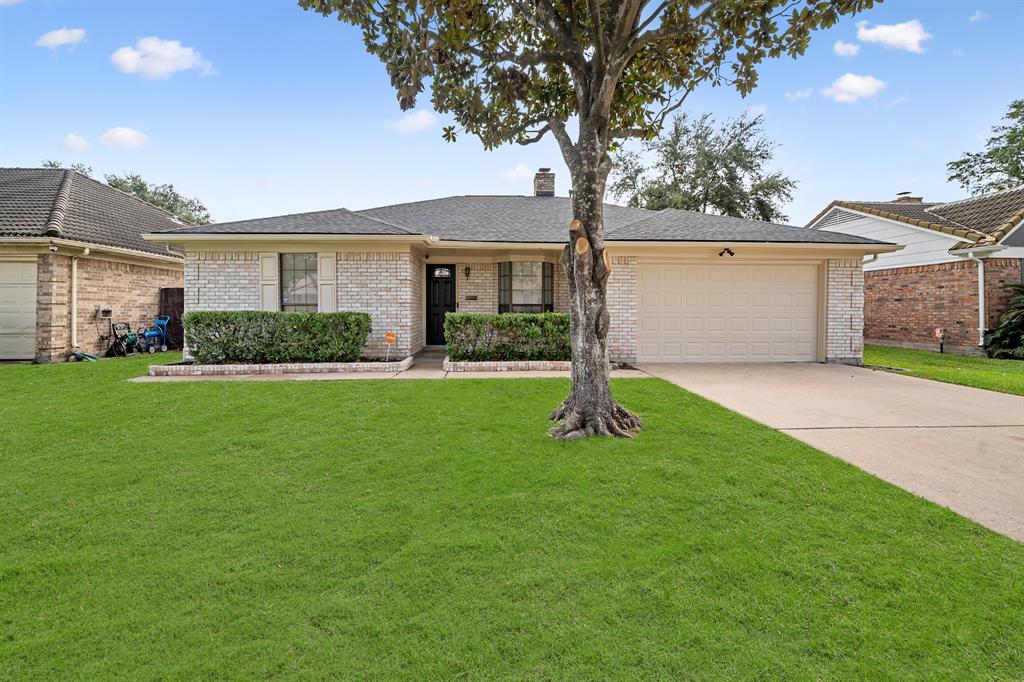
[641,363,1024,542]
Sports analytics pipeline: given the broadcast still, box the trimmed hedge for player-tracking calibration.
[444,312,570,361]
[183,310,372,364]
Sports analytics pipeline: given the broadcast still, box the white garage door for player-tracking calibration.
[0,259,38,360]
[638,263,819,363]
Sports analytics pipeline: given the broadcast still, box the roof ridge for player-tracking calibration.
[931,184,1024,211]
[341,207,420,235]
[43,170,74,236]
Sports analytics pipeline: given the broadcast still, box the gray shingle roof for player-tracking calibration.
[0,168,185,257]
[156,207,413,235]
[157,194,888,246]
[359,195,652,242]
[607,208,885,244]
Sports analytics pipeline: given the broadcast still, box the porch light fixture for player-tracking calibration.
[464,266,471,278]
[718,247,735,257]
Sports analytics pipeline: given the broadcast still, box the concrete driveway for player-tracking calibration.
[640,363,1024,542]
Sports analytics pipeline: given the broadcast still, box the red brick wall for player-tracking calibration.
[864,258,1022,349]
[35,253,183,362]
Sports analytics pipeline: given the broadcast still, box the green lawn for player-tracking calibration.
[2,356,1022,679]
[865,344,1024,395]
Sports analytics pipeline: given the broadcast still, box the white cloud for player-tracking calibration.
[501,163,532,183]
[952,48,966,57]
[785,87,813,100]
[0,0,25,6]
[747,104,768,117]
[969,10,988,22]
[63,133,89,152]
[822,73,886,103]
[833,40,860,57]
[100,127,149,148]
[881,95,909,108]
[111,37,214,79]
[389,109,437,134]
[35,28,86,50]
[856,20,932,54]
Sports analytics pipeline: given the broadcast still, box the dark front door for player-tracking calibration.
[426,264,456,345]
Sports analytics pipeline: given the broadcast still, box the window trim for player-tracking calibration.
[498,261,554,314]
[280,252,319,312]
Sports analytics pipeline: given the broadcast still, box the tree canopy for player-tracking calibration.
[105,173,213,225]
[41,160,93,177]
[947,99,1024,195]
[609,110,796,222]
[301,0,877,439]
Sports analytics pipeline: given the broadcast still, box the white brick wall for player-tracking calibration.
[825,258,864,364]
[410,252,425,353]
[337,251,417,357]
[606,255,637,364]
[184,252,259,312]
[455,262,499,314]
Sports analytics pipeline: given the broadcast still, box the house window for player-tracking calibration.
[280,253,318,312]
[498,261,554,313]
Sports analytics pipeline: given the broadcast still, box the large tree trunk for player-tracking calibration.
[548,136,642,440]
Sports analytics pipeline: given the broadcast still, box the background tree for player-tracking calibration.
[947,99,1024,195]
[41,159,93,177]
[609,111,796,222]
[105,173,213,225]
[301,0,876,439]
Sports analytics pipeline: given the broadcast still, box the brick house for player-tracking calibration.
[0,168,185,362]
[146,169,897,365]
[808,186,1024,354]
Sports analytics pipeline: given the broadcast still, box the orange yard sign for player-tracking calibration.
[385,330,397,345]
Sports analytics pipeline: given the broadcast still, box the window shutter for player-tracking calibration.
[258,252,279,311]
[317,253,337,312]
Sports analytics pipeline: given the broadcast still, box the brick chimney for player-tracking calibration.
[893,192,923,203]
[533,168,555,196]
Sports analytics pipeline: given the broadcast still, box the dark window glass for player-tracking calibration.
[280,253,318,312]
[498,261,553,313]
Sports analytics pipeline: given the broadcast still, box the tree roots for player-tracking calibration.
[548,398,642,440]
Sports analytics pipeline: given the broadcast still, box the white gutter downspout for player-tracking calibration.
[70,247,90,351]
[863,254,879,266]
[966,252,986,346]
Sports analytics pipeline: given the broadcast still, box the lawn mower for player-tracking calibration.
[138,315,171,353]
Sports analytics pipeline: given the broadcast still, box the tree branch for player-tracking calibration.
[548,118,578,167]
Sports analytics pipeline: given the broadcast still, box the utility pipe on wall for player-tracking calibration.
[70,247,89,351]
[966,253,985,347]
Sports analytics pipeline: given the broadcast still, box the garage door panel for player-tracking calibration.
[638,263,818,363]
[0,259,38,360]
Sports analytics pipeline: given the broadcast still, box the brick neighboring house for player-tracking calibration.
[808,186,1024,354]
[146,169,898,365]
[0,168,185,362]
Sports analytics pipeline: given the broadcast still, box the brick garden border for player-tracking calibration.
[442,357,571,372]
[149,354,414,376]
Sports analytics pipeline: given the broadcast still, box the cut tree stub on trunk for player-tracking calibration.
[548,160,641,440]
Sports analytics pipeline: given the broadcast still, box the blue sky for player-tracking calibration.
[1,0,1022,225]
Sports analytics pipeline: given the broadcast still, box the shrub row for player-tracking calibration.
[444,312,570,361]
[182,311,371,364]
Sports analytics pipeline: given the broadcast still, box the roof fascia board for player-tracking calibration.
[0,236,184,264]
[143,233,436,244]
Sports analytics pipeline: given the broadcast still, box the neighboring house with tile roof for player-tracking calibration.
[807,186,1024,353]
[0,168,185,362]
[146,168,898,365]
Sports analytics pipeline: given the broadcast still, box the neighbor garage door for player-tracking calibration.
[637,263,818,362]
[0,259,38,360]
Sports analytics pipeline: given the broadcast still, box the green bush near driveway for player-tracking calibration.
[183,310,371,364]
[444,312,570,361]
